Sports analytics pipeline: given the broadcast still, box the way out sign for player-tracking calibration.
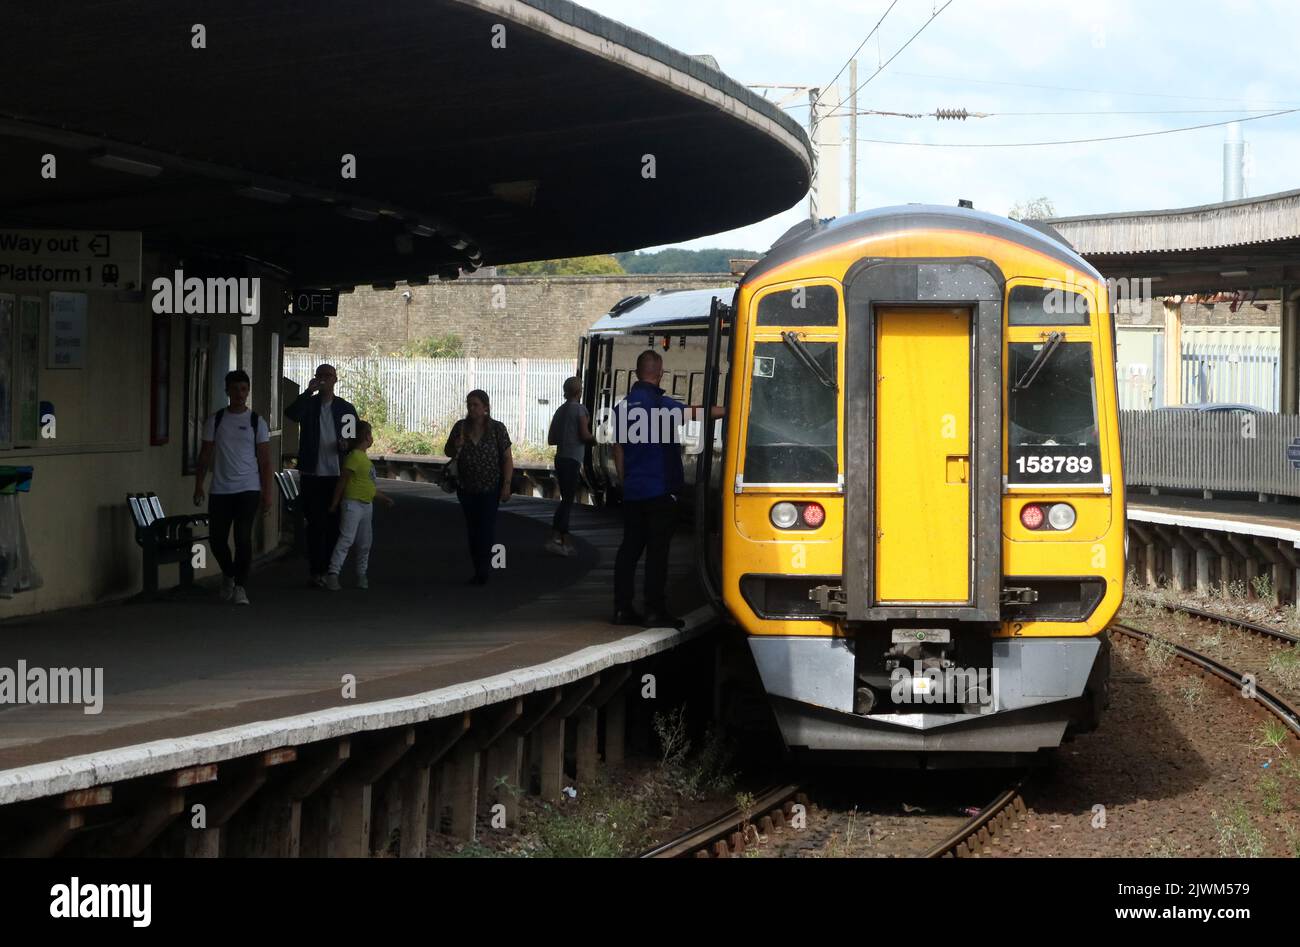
[0,229,143,291]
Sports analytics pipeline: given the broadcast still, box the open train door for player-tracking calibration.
[841,260,1004,623]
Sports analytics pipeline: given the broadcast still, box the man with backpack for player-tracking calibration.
[194,369,273,605]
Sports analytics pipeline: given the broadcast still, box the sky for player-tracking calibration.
[579,0,1300,254]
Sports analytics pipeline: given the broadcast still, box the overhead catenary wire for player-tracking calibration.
[823,0,956,119]
[852,106,1300,147]
[845,107,1286,118]
[810,0,901,109]
[891,70,1300,108]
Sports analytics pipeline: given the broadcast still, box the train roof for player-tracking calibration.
[742,204,1103,285]
[587,287,735,334]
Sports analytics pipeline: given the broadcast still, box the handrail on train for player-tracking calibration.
[694,295,727,616]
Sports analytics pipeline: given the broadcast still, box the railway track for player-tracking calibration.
[640,778,1030,859]
[1131,592,1300,646]
[1110,619,1300,738]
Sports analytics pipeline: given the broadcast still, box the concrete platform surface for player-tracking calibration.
[0,482,706,798]
[1129,492,1300,544]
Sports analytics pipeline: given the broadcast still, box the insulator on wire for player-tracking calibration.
[934,108,969,121]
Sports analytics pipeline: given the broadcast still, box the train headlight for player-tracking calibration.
[1019,503,1046,530]
[1047,503,1076,531]
[770,502,799,529]
[802,502,826,528]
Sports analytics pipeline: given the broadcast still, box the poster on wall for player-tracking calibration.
[18,297,40,443]
[47,291,88,369]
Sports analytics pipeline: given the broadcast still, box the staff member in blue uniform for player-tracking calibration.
[611,350,720,629]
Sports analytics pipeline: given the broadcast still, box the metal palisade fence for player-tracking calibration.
[284,354,574,447]
[1121,409,1300,498]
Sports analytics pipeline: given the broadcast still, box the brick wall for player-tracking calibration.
[1117,298,1281,327]
[310,274,737,360]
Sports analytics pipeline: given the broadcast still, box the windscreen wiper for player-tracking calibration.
[781,331,838,391]
[1014,331,1065,391]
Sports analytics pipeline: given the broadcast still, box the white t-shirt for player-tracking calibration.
[202,409,271,494]
[315,399,341,476]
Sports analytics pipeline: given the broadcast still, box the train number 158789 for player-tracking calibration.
[1015,454,1094,475]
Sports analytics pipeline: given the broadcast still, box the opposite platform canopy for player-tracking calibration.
[0,0,812,287]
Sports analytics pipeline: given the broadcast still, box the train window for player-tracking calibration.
[743,342,838,483]
[671,373,687,397]
[1007,342,1101,482]
[756,285,839,327]
[1008,284,1090,326]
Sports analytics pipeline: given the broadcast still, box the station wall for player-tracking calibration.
[309,274,737,360]
[0,252,288,618]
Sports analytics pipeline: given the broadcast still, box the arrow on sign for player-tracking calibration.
[88,234,111,257]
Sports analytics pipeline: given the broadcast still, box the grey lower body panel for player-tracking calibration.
[748,635,1101,753]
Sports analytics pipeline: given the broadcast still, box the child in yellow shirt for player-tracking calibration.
[326,421,394,589]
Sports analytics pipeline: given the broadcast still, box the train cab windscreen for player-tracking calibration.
[743,342,838,484]
[1007,341,1102,483]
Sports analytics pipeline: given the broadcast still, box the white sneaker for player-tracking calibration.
[324,573,342,591]
[561,542,576,557]
[356,575,369,590]
[544,540,567,557]
[232,586,250,605]
[220,577,235,602]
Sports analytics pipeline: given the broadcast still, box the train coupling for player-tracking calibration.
[809,584,847,614]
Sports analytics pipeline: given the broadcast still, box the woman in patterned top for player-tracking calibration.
[444,389,514,584]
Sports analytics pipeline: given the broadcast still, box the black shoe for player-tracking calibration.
[467,575,488,586]
[611,608,644,626]
[642,611,686,630]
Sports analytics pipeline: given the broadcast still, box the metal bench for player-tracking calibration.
[127,493,209,597]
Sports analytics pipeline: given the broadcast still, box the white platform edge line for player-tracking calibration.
[1128,507,1300,545]
[0,608,714,806]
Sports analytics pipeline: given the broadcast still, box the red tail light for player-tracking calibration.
[1020,503,1046,530]
[802,502,826,528]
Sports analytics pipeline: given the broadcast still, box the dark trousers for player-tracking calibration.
[458,490,500,580]
[614,494,676,613]
[301,474,341,576]
[552,458,581,535]
[209,491,261,586]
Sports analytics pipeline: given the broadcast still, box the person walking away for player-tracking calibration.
[545,376,593,557]
[194,369,273,605]
[611,350,721,629]
[444,390,514,585]
[284,363,356,588]
[325,420,394,590]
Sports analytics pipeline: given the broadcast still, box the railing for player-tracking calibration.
[284,354,573,446]
[1120,409,1300,497]
[1181,343,1279,411]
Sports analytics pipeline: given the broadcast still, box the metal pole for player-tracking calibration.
[808,87,820,220]
[849,60,858,214]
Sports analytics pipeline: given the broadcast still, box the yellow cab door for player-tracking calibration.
[874,307,971,603]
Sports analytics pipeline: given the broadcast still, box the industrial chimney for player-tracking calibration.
[1223,122,1245,201]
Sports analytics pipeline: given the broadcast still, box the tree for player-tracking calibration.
[615,248,761,274]
[496,255,624,276]
[1008,197,1056,221]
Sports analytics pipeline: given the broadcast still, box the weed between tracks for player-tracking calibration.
[426,707,738,858]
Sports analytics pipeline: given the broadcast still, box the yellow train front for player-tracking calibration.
[718,205,1123,762]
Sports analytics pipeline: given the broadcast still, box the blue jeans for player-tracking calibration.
[457,490,500,580]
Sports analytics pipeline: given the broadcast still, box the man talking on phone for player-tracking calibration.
[285,363,357,587]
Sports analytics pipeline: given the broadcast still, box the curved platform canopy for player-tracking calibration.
[1048,188,1300,295]
[0,0,812,287]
